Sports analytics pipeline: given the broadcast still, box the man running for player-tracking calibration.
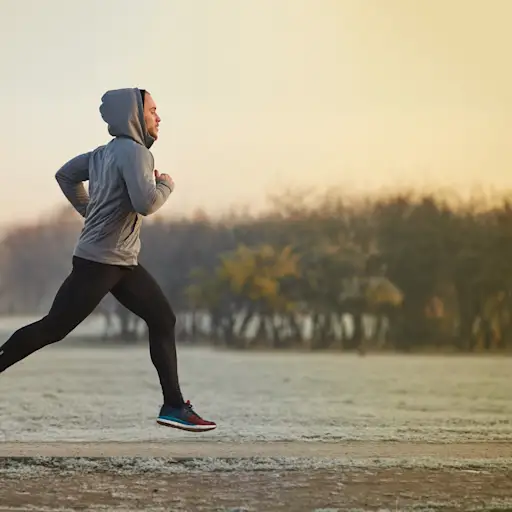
[0,88,217,432]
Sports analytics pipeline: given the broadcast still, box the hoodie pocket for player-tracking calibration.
[119,214,140,248]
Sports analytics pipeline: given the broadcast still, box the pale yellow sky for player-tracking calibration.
[0,0,511,225]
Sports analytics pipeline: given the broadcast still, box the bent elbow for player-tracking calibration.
[134,203,155,217]
[55,169,70,185]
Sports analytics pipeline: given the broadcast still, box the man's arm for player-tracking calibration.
[119,143,173,216]
[55,152,91,218]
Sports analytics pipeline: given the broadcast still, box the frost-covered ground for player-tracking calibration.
[1,338,512,511]
[0,343,511,443]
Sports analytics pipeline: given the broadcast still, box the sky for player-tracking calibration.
[0,0,511,225]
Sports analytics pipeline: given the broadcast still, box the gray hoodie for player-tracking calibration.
[55,88,173,266]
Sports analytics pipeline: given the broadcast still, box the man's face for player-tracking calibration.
[143,93,161,140]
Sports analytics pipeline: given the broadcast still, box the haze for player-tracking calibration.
[1,0,511,225]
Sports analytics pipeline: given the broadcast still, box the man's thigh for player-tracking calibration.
[46,257,127,332]
[110,264,174,324]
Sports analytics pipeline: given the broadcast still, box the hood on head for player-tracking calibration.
[99,88,155,149]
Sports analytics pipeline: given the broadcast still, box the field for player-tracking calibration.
[1,339,511,511]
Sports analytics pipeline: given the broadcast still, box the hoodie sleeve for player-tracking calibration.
[55,152,91,218]
[119,142,173,216]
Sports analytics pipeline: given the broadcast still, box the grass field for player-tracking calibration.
[1,344,511,510]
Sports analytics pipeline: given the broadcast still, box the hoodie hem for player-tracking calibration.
[73,245,138,267]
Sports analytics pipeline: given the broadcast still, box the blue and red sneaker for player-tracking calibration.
[157,400,217,432]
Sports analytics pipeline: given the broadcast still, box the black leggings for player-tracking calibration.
[0,256,184,408]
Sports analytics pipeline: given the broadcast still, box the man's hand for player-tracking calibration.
[154,169,174,189]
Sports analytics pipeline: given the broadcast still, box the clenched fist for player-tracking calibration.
[154,169,174,189]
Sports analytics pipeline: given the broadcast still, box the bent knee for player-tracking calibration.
[146,311,176,335]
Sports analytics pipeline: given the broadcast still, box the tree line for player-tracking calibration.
[1,188,512,353]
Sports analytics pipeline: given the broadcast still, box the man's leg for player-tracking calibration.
[110,264,183,407]
[0,257,127,373]
[111,264,216,431]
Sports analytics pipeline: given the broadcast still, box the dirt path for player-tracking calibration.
[1,466,511,511]
[1,441,511,511]
[1,440,511,459]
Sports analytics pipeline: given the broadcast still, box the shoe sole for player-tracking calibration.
[156,418,217,432]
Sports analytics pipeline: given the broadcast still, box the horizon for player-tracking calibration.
[2,180,512,234]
